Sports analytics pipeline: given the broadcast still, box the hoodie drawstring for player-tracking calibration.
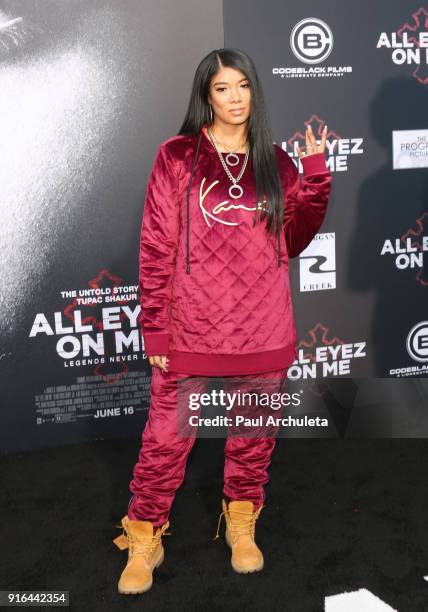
[186,133,203,274]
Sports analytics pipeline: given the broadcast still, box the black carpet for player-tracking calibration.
[1,437,427,611]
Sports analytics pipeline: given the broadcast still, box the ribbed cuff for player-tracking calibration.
[301,152,328,175]
[142,332,170,356]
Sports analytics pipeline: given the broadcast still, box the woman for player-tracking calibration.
[113,47,332,595]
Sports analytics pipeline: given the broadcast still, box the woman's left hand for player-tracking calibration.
[296,124,327,159]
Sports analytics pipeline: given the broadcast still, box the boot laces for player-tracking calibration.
[213,503,265,541]
[125,522,171,561]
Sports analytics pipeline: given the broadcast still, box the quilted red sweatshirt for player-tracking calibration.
[138,124,332,376]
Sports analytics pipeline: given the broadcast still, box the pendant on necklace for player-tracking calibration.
[225,152,240,166]
[229,184,243,199]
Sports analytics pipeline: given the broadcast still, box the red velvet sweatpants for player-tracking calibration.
[127,366,288,527]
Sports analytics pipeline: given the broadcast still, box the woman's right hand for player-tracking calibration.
[148,355,169,373]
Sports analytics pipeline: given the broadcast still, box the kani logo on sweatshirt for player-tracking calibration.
[198,177,267,227]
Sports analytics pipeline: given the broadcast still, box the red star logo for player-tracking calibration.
[287,115,340,157]
[297,322,346,363]
[63,269,140,382]
[397,8,428,85]
[401,212,428,287]
[63,269,129,331]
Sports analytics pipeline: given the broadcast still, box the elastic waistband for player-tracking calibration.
[166,345,297,376]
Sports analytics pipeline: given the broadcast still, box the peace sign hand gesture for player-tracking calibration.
[296,124,328,159]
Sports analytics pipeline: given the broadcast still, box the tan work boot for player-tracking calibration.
[113,514,171,594]
[213,499,265,573]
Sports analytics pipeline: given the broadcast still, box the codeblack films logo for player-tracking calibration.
[276,115,364,173]
[390,321,428,377]
[407,321,428,362]
[299,232,336,292]
[273,17,352,80]
[376,7,428,85]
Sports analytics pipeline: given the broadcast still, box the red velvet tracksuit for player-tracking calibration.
[128,124,332,526]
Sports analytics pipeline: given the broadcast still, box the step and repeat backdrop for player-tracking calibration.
[0,1,427,451]
[223,0,428,384]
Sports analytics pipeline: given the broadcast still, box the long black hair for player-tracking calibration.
[178,48,284,241]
